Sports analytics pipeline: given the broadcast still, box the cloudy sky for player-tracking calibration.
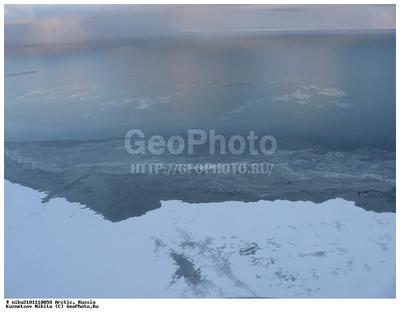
[5,4,396,46]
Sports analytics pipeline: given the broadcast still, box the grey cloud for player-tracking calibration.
[5,4,396,46]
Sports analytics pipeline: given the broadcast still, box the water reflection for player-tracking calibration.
[5,32,395,150]
[3,31,396,221]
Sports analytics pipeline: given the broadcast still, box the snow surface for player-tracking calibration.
[4,180,395,298]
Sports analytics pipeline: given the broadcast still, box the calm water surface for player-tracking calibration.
[5,31,395,151]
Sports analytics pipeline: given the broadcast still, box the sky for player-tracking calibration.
[5,4,396,46]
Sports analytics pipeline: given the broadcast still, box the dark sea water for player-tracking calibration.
[4,30,396,221]
[5,30,396,151]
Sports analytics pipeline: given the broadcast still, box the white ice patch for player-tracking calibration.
[4,181,395,298]
[108,95,175,109]
[271,94,292,102]
[317,87,346,97]
[270,82,347,107]
[135,98,156,110]
[70,91,89,99]
[15,89,55,101]
[292,90,312,101]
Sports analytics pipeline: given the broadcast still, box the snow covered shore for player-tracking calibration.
[5,180,395,298]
